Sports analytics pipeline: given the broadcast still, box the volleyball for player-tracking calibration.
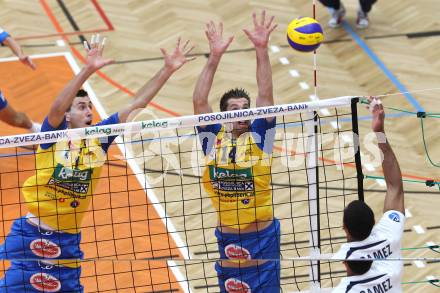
[286,17,324,52]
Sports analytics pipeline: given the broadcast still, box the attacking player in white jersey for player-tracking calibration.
[332,96,405,293]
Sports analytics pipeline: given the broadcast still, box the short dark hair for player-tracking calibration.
[343,200,375,241]
[76,89,89,98]
[346,260,373,275]
[67,89,89,112]
[219,88,250,111]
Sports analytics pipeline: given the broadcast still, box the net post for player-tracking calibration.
[351,97,364,201]
[306,110,320,289]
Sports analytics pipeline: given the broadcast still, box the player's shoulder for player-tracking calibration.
[369,210,405,243]
[0,27,9,41]
[251,117,276,129]
[382,210,405,223]
[375,210,405,230]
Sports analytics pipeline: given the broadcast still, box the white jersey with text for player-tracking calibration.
[333,210,405,261]
[332,260,402,293]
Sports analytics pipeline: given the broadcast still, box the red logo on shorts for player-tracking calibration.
[30,239,61,258]
[225,244,251,260]
[225,278,251,292]
[30,273,61,292]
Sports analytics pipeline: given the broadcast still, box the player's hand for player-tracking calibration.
[19,55,36,70]
[243,10,277,49]
[367,96,385,133]
[161,37,196,73]
[205,21,234,57]
[83,34,114,71]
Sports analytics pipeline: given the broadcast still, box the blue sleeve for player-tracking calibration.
[95,113,120,152]
[40,116,68,150]
[0,29,10,44]
[251,118,276,154]
[0,90,8,110]
[196,123,222,155]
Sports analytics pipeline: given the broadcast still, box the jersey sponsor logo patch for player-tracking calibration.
[225,278,251,292]
[209,166,254,192]
[30,272,61,292]
[53,164,92,181]
[225,244,251,260]
[210,166,252,180]
[48,164,92,194]
[388,212,400,223]
[30,239,61,258]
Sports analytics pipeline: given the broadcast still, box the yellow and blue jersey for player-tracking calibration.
[0,90,7,111]
[0,27,10,44]
[197,118,276,229]
[21,114,119,233]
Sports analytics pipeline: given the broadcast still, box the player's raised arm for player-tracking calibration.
[193,21,234,115]
[47,35,114,128]
[0,28,36,70]
[369,96,404,214]
[243,10,277,110]
[118,37,195,123]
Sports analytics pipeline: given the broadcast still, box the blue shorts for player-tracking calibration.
[0,260,83,292]
[216,260,280,293]
[0,217,83,260]
[0,90,7,111]
[215,218,281,260]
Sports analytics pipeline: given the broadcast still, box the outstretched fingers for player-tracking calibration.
[91,34,98,49]
[211,21,216,34]
[184,44,195,56]
[83,41,90,52]
[85,34,107,54]
[242,28,251,38]
[226,35,234,46]
[269,23,278,34]
[160,47,168,57]
[182,39,190,52]
[186,55,197,62]
[98,37,107,55]
[260,10,266,26]
[176,37,182,50]
[266,15,275,29]
[103,58,115,66]
[367,96,383,112]
[252,12,258,27]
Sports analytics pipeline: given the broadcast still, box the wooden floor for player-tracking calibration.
[0,0,439,292]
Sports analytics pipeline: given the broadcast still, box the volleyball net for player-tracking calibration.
[0,96,364,291]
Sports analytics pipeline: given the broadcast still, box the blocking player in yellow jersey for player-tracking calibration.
[193,11,280,292]
[0,35,195,292]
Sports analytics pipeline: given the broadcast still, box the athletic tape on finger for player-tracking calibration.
[369,98,382,112]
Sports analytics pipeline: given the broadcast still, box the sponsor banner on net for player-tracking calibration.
[0,97,353,148]
[0,131,69,148]
[197,103,308,123]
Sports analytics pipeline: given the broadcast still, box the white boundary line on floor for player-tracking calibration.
[0,52,191,293]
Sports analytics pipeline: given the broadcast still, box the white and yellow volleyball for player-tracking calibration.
[287,17,324,52]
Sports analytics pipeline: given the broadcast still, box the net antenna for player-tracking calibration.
[310,0,321,289]
[306,110,321,291]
